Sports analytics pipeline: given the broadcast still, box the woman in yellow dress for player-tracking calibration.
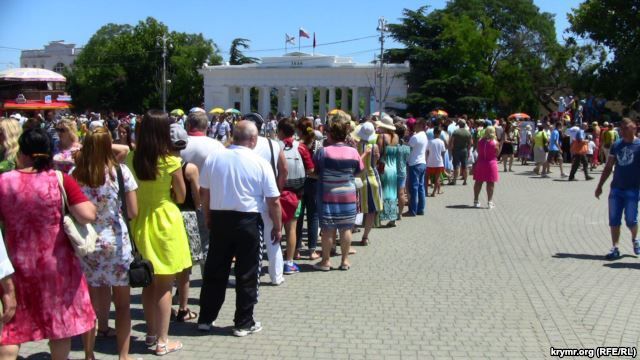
[128,110,191,356]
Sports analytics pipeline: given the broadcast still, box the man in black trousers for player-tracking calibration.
[197,120,282,336]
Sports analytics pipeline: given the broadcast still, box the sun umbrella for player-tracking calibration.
[209,107,224,114]
[225,108,241,115]
[170,109,184,117]
[0,68,66,82]
[430,109,448,117]
[508,113,530,120]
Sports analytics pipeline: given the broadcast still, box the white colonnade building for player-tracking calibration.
[200,52,410,119]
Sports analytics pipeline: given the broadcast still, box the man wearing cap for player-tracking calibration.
[244,112,288,285]
[198,120,282,336]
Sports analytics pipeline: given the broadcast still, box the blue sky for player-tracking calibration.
[0,0,582,69]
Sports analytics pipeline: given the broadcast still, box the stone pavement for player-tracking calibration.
[19,164,640,359]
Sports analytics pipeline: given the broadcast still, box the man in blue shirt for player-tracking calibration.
[543,121,567,178]
[595,118,640,259]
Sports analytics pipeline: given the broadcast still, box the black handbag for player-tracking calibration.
[116,166,154,288]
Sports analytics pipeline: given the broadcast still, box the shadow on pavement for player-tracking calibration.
[603,263,640,270]
[553,253,637,261]
[18,353,50,360]
[445,205,481,209]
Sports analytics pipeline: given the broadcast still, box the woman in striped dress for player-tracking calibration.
[313,114,364,271]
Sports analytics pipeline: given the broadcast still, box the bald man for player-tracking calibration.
[198,121,282,336]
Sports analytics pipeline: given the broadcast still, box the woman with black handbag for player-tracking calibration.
[72,127,139,360]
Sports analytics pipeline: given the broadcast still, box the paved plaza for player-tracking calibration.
[20,164,640,359]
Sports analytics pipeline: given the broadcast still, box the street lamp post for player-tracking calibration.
[376,17,389,116]
[157,34,171,113]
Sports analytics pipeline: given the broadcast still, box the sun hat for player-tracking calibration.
[375,115,396,131]
[357,122,376,142]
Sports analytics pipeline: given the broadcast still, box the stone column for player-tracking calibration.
[318,87,327,119]
[364,87,372,116]
[259,86,271,118]
[283,86,292,116]
[305,86,313,117]
[297,87,305,115]
[351,86,360,119]
[328,86,336,111]
[241,86,251,114]
[277,87,284,115]
[340,87,348,111]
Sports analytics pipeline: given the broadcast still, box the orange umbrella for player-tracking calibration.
[508,113,530,120]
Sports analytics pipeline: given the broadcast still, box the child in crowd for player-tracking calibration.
[587,134,596,170]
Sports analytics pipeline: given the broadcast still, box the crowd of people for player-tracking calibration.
[0,103,638,359]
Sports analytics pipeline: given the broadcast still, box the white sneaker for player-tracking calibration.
[473,201,481,208]
[197,322,215,332]
[233,321,262,337]
[488,201,495,209]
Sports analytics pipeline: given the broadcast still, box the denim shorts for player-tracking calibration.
[608,187,640,227]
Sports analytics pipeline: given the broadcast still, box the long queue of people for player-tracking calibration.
[0,106,638,360]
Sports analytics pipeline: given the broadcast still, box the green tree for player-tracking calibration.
[66,17,222,112]
[388,1,564,117]
[568,0,640,105]
[229,38,259,65]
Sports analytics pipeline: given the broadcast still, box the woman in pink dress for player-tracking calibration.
[0,129,97,360]
[473,126,500,209]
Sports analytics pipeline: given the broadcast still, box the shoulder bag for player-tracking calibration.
[116,166,154,288]
[55,171,98,257]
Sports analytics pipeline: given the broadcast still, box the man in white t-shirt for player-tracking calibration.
[405,118,428,217]
[180,111,226,267]
[426,127,446,197]
[198,121,282,336]
[243,113,288,286]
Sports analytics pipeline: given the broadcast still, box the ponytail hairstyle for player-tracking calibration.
[18,128,52,172]
[296,117,316,145]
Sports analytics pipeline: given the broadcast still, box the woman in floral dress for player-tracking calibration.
[72,127,138,360]
[0,128,96,360]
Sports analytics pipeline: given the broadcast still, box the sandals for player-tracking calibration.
[96,327,117,338]
[156,340,183,356]
[361,237,369,246]
[339,264,351,271]
[313,263,331,272]
[176,308,198,322]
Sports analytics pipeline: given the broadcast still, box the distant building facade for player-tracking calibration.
[20,41,82,74]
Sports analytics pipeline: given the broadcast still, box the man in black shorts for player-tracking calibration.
[449,119,472,185]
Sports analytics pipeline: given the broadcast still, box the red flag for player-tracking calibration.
[299,28,310,39]
[313,32,316,48]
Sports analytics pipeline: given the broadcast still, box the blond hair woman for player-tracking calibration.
[72,127,139,360]
[0,118,22,173]
[473,126,500,209]
[53,118,82,173]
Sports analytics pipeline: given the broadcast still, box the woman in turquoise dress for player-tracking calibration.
[376,117,399,227]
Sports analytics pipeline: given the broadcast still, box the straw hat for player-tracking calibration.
[375,115,396,131]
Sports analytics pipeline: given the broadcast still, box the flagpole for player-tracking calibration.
[285,35,288,54]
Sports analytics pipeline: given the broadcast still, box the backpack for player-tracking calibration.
[279,140,306,191]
